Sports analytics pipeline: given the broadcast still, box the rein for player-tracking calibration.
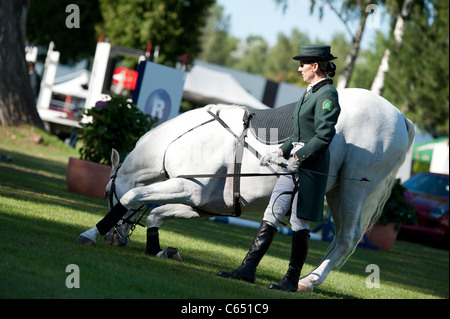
[177,161,370,182]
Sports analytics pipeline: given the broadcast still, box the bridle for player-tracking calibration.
[107,163,150,241]
[107,163,122,210]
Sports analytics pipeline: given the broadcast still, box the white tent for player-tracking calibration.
[183,65,269,109]
[52,70,89,99]
[51,65,268,109]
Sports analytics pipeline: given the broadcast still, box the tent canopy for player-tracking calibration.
[183,65,269,109]
[51,65,269,110]
[52,70,90,99]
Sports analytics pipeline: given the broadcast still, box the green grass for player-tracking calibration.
[0,126,448,299]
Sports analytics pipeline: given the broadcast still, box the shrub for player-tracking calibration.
[77,96,157,165]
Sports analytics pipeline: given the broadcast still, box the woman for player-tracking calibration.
[218,45,341,292]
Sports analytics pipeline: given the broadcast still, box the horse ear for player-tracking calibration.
[111,149,120,171]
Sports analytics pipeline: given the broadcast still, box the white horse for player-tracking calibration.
[76,88,415,292]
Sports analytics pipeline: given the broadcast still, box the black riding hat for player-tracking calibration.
[293,45,337,62]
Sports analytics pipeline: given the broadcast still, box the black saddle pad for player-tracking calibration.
[245,101,296,144]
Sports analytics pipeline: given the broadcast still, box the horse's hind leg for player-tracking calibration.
[146,204,203,262]
[298,183,367,292]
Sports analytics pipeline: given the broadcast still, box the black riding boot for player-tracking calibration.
[217,221,277,283]
[269,229,310,292]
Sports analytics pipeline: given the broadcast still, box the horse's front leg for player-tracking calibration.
[146,204,203,262]
[75,201,134,246]
[75,178,205,248]
[120,178,206,208]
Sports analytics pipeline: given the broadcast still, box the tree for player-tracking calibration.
[371,0,414,95]
[264,30,351,86]
[98,0,215,66]
[383,0,449,136]
[0,0,44,129]
[234,36,270,75]
[1,0,102,128]
[349,31,387,89]
[308,0,380,89]
[26,0,102,64]
[274,0,380,89]
[265,29,310,84]
[198,4,239,66]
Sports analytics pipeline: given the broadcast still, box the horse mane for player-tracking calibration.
[203,104,244,114]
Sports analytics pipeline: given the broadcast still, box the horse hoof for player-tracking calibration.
[113,233,128,246]
[104,230,114,245]
[297,283,313,293]
[104,230,128,247]
[156,247,183,262]
[74,235,96,246]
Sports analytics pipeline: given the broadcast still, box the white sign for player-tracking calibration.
[133,61,185,124]
[430,140,449,175]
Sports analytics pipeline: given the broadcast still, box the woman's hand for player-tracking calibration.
[287,157,300,172]
[260,149,283,166]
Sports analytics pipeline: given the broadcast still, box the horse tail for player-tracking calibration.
[336,114,415,268]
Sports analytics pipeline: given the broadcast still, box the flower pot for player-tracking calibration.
[364,222,399,251]
[66,157,111,199]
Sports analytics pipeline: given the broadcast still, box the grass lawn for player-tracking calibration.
[0,126,448,301]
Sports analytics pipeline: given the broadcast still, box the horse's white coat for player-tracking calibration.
[95,88,415,292]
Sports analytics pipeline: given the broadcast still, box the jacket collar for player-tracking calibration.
[312,78,333,93]
[300,78,334,105]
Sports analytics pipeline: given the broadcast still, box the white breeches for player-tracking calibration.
[263,142,309,232]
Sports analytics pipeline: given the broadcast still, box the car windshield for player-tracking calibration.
[403,173,449,198]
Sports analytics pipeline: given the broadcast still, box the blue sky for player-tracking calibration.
[217,0,390,50]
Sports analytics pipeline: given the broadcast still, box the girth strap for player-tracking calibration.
[207,110,250,217]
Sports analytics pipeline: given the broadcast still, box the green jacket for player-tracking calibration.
[280,79,340,221]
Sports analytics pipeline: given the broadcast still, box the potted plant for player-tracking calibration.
[365,179,417,250]
[66,96,157,198]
